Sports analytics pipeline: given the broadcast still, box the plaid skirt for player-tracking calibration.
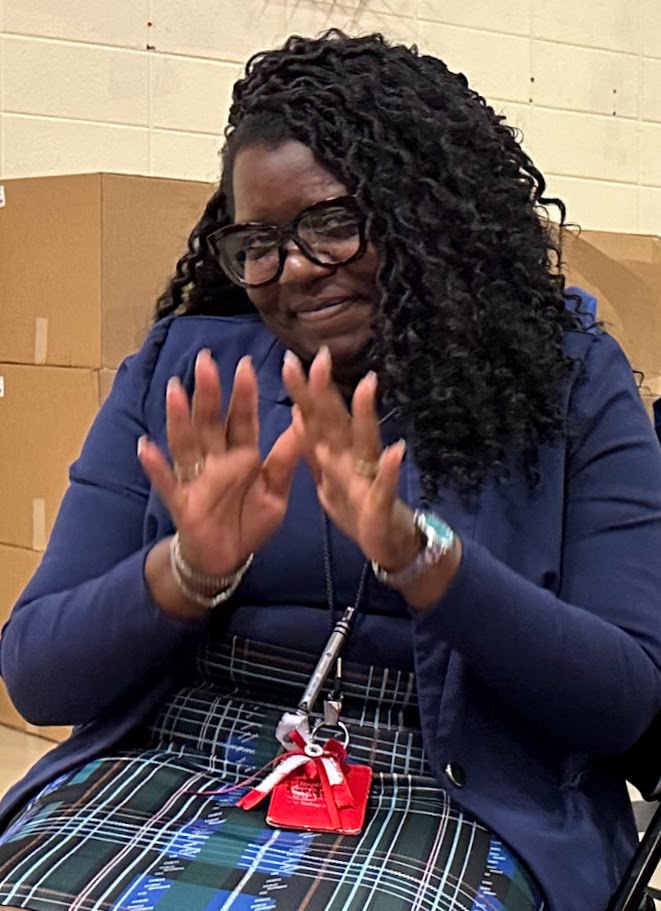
[0,634,545,911]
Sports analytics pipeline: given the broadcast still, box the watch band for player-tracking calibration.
[371,510,455,589]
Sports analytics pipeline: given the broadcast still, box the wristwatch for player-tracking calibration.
[372,509,455,589]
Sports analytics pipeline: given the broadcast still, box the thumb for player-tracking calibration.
[290,403,322,486]
[262,423,303,498]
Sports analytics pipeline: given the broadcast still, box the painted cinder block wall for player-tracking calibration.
[0,0,660,232]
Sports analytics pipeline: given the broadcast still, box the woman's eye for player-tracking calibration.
[243,237,275,260]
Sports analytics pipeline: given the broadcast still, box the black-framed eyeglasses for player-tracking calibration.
[207,195,367,288]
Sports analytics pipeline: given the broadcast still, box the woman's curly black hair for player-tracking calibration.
[154,30,582,499]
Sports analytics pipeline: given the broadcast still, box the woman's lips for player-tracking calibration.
[294,298,358,324]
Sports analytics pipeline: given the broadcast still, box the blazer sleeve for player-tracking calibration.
[414,332,661,754]
[0,319,207,727]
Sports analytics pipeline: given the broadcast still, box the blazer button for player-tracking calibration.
[445,762,465,788]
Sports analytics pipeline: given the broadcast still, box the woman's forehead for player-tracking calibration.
[232,141,347,224]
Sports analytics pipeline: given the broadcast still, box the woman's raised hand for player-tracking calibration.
[138,349,302,577]
[282,346,421,575]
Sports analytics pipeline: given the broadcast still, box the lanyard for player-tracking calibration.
[276,514,370,751]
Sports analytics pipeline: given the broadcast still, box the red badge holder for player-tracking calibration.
[267,739,372,835]
[237,733,372,836]
[236,606,374,835]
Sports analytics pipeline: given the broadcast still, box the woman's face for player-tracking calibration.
[231,140,380,384]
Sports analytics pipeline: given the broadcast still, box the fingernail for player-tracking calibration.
[364,370,378,389]
[196,348,211,366]
[284,349,300,367]
[395,438,407,457]
[167,376,181,394]
[137,435,148,456]
[237,354,252,370]
[317,345,331,366]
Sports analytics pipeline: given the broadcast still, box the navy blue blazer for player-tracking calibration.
[2,309,661,911]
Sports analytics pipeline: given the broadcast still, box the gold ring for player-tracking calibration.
[354,458,380,478]
[173,458,205,483]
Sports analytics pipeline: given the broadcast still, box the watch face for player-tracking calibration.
[373,510,455,588]
[416,511,454,566]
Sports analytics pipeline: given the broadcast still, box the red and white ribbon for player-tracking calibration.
[238,752,312,810]
[236,734,354,812]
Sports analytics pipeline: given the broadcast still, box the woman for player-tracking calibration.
[0,30,660,911]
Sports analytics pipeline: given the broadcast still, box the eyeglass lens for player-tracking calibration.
[221,202,362,286]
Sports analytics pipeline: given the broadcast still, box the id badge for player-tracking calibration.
[266,760,372,836]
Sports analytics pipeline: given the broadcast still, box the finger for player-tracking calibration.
[306,347,352,449]
[282,349,314,413]
[262,422,303,498]
[312,441,342,493]
[191,349,225,455]
[166,376,202,474]
[291,404,322,485]
[283,348,351,456]
[225,356,259,448]
[312,442,351,518]
[352,371,382,463]
[366,439,407,516]
[137,436,181,516]
[306,344,332,393]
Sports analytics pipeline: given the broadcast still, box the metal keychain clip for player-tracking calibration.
[309,655,350,748]
[310,717,350,749]
[324,699,343,726]
[277,608,355,751]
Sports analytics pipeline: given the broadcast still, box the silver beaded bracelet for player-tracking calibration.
[169,532,254,609]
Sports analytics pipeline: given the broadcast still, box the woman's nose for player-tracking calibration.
[278,240,330,285]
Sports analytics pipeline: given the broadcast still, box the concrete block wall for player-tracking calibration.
[0,0,660,233]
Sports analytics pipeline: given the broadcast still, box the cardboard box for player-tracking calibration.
[563,231,661,388]
[0,173,212,369]
[0,364,100,550]
[0,544,70,742]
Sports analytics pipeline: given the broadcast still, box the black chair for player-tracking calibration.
[607,711,661,911]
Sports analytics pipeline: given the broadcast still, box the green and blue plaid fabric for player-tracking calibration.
[0,635,544,911]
